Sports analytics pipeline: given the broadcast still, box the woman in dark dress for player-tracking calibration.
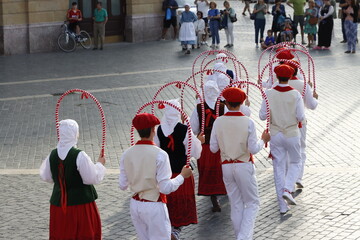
[314,0,334,49]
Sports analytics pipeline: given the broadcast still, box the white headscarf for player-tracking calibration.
[161,99,181,137]
[213,62,227,77]
[216,53,227,63]
[213,63,230,92]
[57,119,79,160]
[204,80,220,110]
[217,74,230,92]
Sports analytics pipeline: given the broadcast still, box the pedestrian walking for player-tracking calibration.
[253,0,267,48]
[40,119,106,240]
[119,113,193,240]
[154,99,203,240]
[93,1,108,50]
[313,0,334,50]
[343,0,359,53]
[259,64,305,214]
[243,0,252,16]
[208,1,221,48]
[287,0,307,44]
[179,3,197,54]
[161,0,179,40]
[190,81,227,212]
[210,87,270,239]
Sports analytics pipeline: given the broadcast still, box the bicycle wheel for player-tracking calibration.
[57,32,76,52]
[79,30,92,49]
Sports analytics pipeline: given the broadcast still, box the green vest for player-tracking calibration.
[49,147,98,206]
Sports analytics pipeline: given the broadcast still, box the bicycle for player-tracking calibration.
[57,21,92,52]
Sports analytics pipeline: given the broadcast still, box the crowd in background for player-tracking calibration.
[160,0,359,54]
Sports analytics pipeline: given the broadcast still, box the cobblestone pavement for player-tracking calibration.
[1,1,360,239]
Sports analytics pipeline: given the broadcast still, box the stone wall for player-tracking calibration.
[125,0,173,42]
[0,0,68,55]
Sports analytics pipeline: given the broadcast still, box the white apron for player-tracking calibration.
[179,22,196,41]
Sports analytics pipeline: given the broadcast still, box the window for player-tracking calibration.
[111,0,121,16]
[83,0,92,18]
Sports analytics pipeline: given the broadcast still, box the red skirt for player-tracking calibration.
[50,201,102,240]
[167,173,198,227]
[197,144,227,196]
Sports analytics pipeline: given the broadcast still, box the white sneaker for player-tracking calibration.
[210,44,215,49]
[216,44,220,49]
[256,43,259,48]
[282,191,297,205]
[280,204,290,214]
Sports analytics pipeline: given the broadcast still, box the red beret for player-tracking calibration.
[285,60,300,70]
[132,113,160,130]
[276,50,294,60]
[223,87,247,103]
[274,64,295,78]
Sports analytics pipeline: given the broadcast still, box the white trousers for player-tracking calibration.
[225,22,234,45]
[130,199,171,240]
[270,132,301,209]
[297,124,307,183]
[222,162,260,240]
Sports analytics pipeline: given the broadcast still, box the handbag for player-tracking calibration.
[230,14,238,23]
[309,16,318,25]
[250,13,256,20]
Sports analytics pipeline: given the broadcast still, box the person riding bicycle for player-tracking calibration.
[67,2,82,35]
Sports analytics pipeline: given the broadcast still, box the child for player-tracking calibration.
[179,3,197,54]
[280,20,293,42]
[40,119,106,240]
[119,113,193,239]
[304,0,318,47]
[194,11,206,48]
[154,99,203,240]
[261,29,276,49]
[210,87,270,239]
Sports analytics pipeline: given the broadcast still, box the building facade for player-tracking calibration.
[0,0,167,55]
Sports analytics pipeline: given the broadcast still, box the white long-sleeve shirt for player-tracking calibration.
[259,84,305,122]
[40,151,106,185]
[190,105,251,135]
[209,111,264,155]
[118,148,184,194]
[154,129,202,160]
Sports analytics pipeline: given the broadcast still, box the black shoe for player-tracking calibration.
[242,12,246,16]
[229,44,234,48]
[224,44,230,48]
[345,50,351,53]
[192,44,195,49]
[340,40,347,43]
[352,51,356,54]
[100,47,103,50]
[92,48,98,50]
[185,50,191,54]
